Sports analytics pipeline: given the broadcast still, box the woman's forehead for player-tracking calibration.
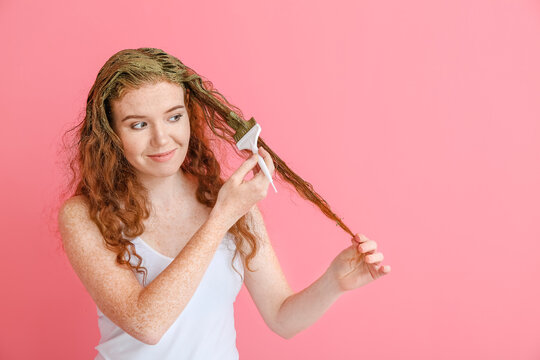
[113,82,185,112]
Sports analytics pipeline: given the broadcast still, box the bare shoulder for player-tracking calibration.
[60,194,89,209]
[58,195,89,224]
[58,195,97,249]
[57,194,152,343]
[58,195,88,222]
[58,195,88,240]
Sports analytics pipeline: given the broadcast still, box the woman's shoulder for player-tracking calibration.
[57,195,101,255]
[58,195,91,224]
[61,194,90,210]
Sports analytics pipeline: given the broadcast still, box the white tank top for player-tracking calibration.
[94,232,244,360]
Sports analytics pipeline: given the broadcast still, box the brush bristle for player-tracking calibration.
[232,116,257,143]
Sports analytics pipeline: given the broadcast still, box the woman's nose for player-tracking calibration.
[150,123,169,147]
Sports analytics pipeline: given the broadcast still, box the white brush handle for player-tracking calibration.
[236,123,277,193]
[256,154,277,193]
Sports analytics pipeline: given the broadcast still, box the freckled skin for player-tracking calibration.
[135,208,232,342]
[60,80,384,345]
[58,81,252,344]
[59,80,280,344]
[59,195,233,344]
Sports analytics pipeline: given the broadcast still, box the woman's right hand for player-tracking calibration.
[212,147,275,229]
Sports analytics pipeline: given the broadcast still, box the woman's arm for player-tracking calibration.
[243,205,343,339]
[244,206,390,339]
[273,270,344,339]
[59,196,229,345]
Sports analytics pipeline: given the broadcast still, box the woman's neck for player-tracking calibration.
[140,170,197,209]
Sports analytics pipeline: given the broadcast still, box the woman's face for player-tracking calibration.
[110,81,190,180]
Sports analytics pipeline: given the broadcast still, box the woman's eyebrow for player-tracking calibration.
[121,105,185,122]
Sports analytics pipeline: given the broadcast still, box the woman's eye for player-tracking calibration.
[132,122,146,130]
[130,114,183,130]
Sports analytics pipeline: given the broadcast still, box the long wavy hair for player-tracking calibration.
[60,47,356,286]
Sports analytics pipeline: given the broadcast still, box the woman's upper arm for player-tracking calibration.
[242,204,294,337]
[58,196,156,345]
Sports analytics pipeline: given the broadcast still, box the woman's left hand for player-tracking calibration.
[327,234,391,292]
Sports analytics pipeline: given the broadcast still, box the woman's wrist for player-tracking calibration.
[208,207,234,233]
[324,266,348,296]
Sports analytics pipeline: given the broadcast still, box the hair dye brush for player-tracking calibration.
[227,112,277,193]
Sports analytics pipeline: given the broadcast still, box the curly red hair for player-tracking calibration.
[58,47,355,286]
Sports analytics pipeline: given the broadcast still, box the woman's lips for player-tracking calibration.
[148,148,176,162]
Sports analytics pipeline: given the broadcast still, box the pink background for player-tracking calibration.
[1,0,539,359]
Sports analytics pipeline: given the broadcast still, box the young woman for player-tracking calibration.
[57,47,391,359]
